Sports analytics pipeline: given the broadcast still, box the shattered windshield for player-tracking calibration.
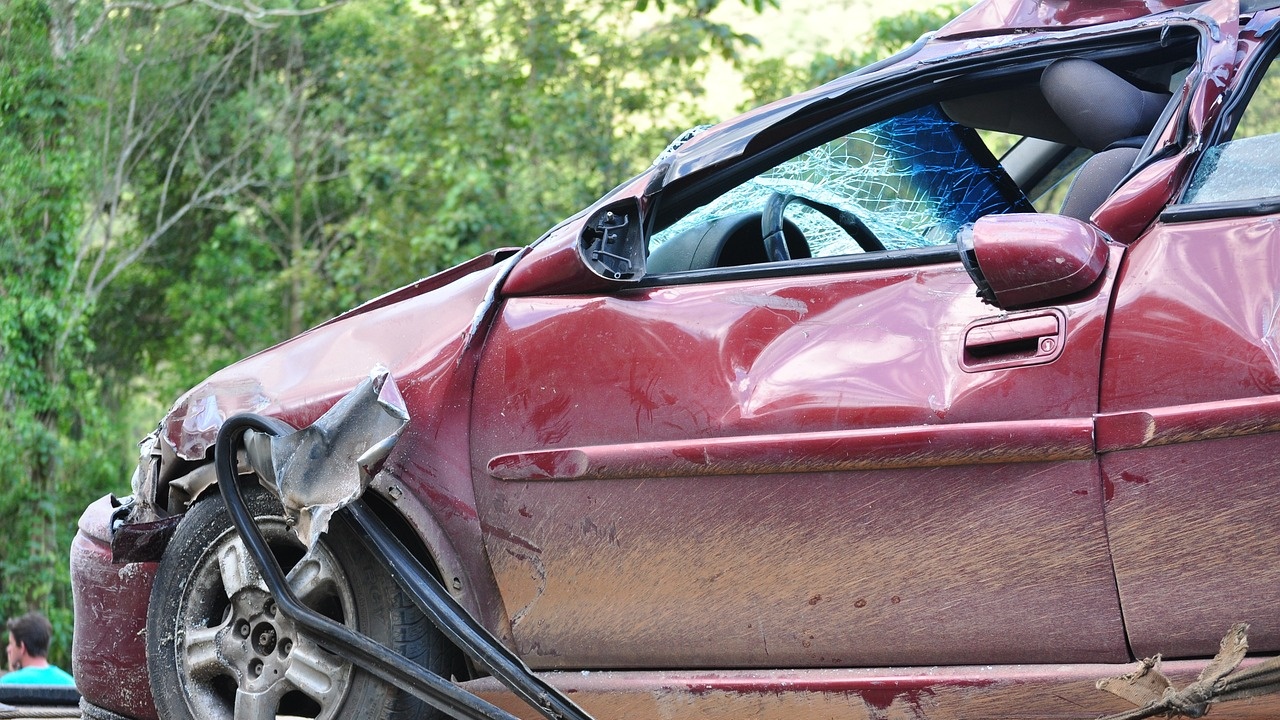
[651,104,1030,258]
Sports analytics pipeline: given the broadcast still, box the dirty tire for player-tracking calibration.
[147,483,452,720]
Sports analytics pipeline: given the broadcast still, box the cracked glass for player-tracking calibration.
[651,104,1029,260]
[1185,52,1280,205]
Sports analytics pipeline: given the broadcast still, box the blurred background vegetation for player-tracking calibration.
[0,0,964,668]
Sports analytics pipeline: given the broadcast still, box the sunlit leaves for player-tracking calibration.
[636,0,778,13]
[741,1,968,107]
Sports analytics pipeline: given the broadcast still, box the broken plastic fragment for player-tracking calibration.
[180,395,224,457]
[257,366,409,548]
[171,379,272,460]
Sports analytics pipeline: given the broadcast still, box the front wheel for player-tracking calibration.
[147,483,450,720]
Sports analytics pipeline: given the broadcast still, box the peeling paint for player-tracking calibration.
[726,292,809,316]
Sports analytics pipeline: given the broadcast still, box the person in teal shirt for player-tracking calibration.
[2,612,74,686]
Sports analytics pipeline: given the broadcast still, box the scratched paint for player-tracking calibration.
[1103,435,1280,658]
[471,462,1125,669]
[461,661,1280,720]
[1101,213,1280,657]
[471,254,1126,669]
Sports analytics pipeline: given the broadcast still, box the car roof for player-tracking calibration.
[656,0,1280,188]
[935,0,1208,39]
[939,0,1280,38]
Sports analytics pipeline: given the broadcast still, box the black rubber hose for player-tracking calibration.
[214,413,521,720]
[345,499,594,720]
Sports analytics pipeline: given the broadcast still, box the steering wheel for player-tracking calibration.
[762,192,886,262]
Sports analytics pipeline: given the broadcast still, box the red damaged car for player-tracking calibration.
[70,1,1280,718]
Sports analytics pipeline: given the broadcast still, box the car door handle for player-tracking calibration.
[961,311,1065,371]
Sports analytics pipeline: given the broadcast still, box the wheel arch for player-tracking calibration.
[171,462,489,669]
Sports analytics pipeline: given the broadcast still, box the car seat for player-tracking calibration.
[1041,58,1172,220]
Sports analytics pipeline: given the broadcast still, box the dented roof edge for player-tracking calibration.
[936,0,1210,39]
[659,5,1234,190]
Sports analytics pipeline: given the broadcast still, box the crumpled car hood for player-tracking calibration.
[161,249,518,461]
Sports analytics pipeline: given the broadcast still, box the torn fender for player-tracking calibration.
[159,248,518,463]
[247,366,410,548]
[131,248,525,635]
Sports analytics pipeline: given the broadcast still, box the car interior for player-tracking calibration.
[645,33,1199,276]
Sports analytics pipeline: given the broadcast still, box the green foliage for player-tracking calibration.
[1235,53,1280,139]
[79,0,781,418]
[742,1,969,106]
[0,0,125,669]
[288,0,771,300]
[636,0,779,15]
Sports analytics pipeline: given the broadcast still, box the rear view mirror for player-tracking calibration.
[958,214,1109,309]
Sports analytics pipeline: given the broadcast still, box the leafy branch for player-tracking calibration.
[46,0,345,62]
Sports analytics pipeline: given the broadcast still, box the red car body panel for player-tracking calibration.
[68,1,1280,718]
[164,253,517,623]
[469,248,1128,669]
[72,253,522,719]
[71,496,160,720]
[159,248,516,461]
[1100,213,1280,659]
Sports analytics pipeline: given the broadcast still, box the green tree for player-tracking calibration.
[0,0,347,665]
[98,0,785,390]
[0,0,117,668]
[742,2,968,107]
[311,0,780,301]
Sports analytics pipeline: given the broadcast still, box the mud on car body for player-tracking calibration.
[71,1,1280,718]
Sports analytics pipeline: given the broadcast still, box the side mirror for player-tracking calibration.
[581,199,644,281]
[958,214,1109,309]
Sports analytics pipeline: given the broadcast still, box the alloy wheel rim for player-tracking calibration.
[175,517,356,720]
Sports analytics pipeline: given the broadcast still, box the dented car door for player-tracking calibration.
[469,248,1128,669]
